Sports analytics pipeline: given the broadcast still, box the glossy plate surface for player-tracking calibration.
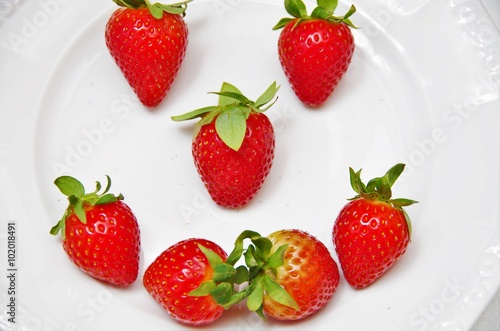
[0,0,499,330]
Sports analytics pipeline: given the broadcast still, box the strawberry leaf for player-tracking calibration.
[220,289,248,309]
[212,263,236,282]
[267,244,288,269]
[285,0,307,18]
[274,0,358,30]
[113,0,145,8]
[96,193,121,205]
[272,17,295,30]
[146,1,164,19]
[374,175,392,201]
[211,91,251,105]
[226,230,262,265]
[255,82,280,108]
[101,175,112,194]
[218,82,243,106]
[245,245,264,279]
[72,197,87,224]
[330,4,358,28]
[215,105,247,151]
[311,6,332,19]
[317,0,338,12]
[157,2,189,15]
[349,167,365,196]
[343,17,356,28]
[244,245,258,269]
[115,0,191,18]
[343,4,357,20]
[210,282,233,305]
[198,244,224,268]
[171,106,217,121]
[247,281,264,312]
[251,237,273,261]
[386,163,405,187]
[262,275,299,310]
[402,208,413,238]
[366,176,380,192]
[192,107,222,140]
[188,281,216,296]
[391,198,418,207]
[233,265,249,284]
[54,176,85,198]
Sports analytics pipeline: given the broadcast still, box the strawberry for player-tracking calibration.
[172,82,278,208]
[332,164,417,289]
[50,176,141,287]
[233,229,340,321]
[273,0,357,107]
[105,0,190,107]
[143,238,248,325]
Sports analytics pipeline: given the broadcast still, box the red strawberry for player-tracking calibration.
[234,229,340,321]
[273,0,357,107]
[105,0,190,107]
[333,164,417,289]
[172,82,278,208]
[143,238,247,326]
[50,176,141,286]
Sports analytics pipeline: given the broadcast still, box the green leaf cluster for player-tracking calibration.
[171,82,280,151]
[113,0,191,18]
[348,163,418,237]
[188,244,250,309]
[50,176,123,239]
[189,230,299,319]
[273,0,358,30]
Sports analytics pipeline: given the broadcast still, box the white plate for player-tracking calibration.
[1,0,499,330]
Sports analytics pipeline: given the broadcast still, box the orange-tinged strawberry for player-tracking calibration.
[229,229,340,321]
[262,229,340,320]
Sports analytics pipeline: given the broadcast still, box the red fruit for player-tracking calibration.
[263,229,340,320]
[333,164,417,289]
[273,0,356,107]
[172,82,278,208]
[193,112,274,208]
[238,229,340,321]
[50,176,141,287]
[105,0,190,107]
[143,238,228,326]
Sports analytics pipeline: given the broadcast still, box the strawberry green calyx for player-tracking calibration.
[188,230,300,318]
[226,230,299,319]
[348,163,418,236]
[113,0,191,18]
[171,82,280,151]
[50,175,123,239]
[188,244,249,309]
[273,0,358,30]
